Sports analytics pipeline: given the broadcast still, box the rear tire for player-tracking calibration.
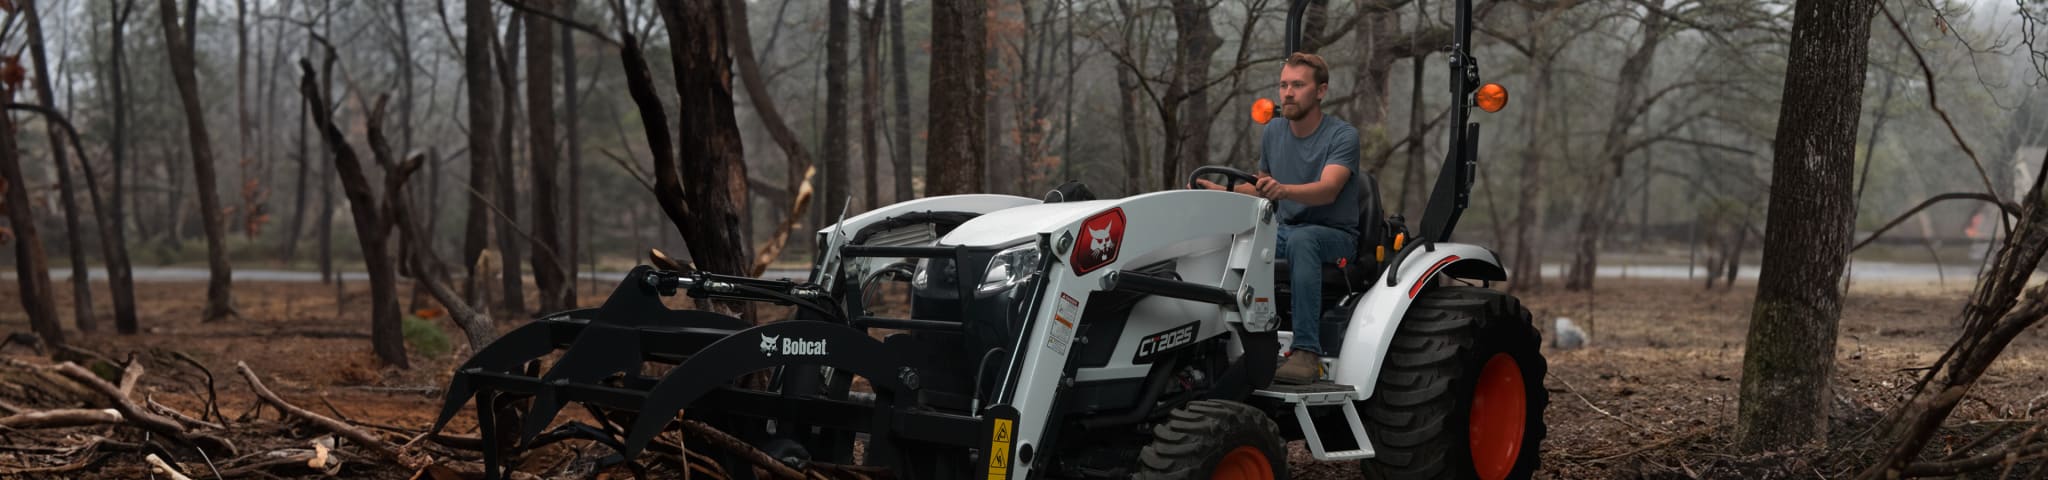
[1361,287,1547,480]
[1136,400,1289,480]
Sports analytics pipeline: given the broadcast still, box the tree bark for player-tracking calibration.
[525,0,569,314]
[725,0,817,268]
[860,0,882,210]
[1565,14,1668,291]
[25,0,94,332]
[1,90,63,348]
[561,10,581,302]
[158,0,238,322]
[926,0,986,196]
[494,14,528,319]
[299,60,410,369]
[825,0,850,217]
[652,1,753,277]
[1733,0,1873,452]
[282,94,309,266]
[236,0,255,241]
[1163,0,1219,191]
[462,0,497,302]
[888,0,913,201]
[884,0,909,201]
[104,0,141,334]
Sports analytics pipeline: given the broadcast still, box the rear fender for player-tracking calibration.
[1328,243,1506,395]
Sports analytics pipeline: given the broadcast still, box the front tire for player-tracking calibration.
[1361,287,1548,480]
[1136,400,1289,480]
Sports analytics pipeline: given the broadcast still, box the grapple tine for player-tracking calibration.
[616,320,917,459]
[430,319,563,435]
[515,324,646,446]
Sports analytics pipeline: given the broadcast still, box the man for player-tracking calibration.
[1194,52,1360,385]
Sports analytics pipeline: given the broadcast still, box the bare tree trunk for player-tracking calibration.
[281,96,309,265]
[860,0,882,210]
[158,0,238,322]
[1114,0,1144,196]
[824,0,850,216]
[1,92,63,348]
[1565,14,1667,291]
[1509,15,1554,292]
[299,60,410,369]
[462,0,497,301]
[525,0,569,314]
[105,0,141,334]
[494,14,528,319]
[236,0,255,241]
[725,0,815,269]
[1163,0,1218,191]
[316,30,336,285]
[647,1,753,278]
[1733,0,1873,451]
[561,10,580,302]
[888,0,913,200]
[927,0,986,196]
[25,0,93,332]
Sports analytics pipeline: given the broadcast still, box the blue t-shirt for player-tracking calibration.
[1259,116,1361,235]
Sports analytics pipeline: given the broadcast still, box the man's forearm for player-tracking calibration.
[1284,183,1340,206]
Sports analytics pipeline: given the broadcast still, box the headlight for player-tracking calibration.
[977,244,1042,296]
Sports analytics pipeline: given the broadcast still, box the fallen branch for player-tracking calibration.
[234,361,403,463]
[116,354,143,399]
[167,350,224,424]
[751,166,817,277]
[48,362,213,451]
[0,408,122,429]
[0,453,104,476]
[680,419,806,479]
[148,397,225,431]
[146,453,198,480]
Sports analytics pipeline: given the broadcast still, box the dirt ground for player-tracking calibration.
[3,275,2046,478]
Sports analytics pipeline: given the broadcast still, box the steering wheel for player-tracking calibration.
[1187,165,1261,192]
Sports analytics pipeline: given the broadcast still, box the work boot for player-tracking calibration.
[1276,350,1321,385]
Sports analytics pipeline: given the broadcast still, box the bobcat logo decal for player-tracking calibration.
[1070,208,1125,274]
[759,334,781,356]
[1088,227,1115,260]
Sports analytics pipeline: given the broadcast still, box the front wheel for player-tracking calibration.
[1361,287,1548,480]
[1136,400,1289,480]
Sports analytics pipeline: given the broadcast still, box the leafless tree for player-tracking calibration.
[157,0,239,322]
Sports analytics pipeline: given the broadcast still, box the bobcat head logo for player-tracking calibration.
[1070,208,1126,275]
[759,334,780,356]
[1088,227,1114,259]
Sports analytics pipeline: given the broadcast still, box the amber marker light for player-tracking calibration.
[1251,98,1277,124]
[1476,83,1508,113]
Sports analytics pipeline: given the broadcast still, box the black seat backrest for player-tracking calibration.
[1342,171,1390,289]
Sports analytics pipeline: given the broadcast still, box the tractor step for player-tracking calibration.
[1252,383,1375,461]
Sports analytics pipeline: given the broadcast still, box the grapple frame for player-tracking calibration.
[428,265,989,479]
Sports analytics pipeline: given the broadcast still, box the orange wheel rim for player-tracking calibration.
[1212,445,1274,480]
[1469,353,1527,480]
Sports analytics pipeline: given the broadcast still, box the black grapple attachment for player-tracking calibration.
[428,265,981,479]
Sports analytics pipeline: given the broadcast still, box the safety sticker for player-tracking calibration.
[987,417,1014,479]
[1252,297,1275,324]
[1047,293,1080,355]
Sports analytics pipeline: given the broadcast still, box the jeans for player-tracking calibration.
[1277,224,1357,355]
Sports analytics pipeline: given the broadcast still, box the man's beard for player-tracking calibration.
[1282,97,1317,121]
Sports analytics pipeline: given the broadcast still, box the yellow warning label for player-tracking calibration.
[988,418,1014,479]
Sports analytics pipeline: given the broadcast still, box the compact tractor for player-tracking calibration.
[430,0,1546,478]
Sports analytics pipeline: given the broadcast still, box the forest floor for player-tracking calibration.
[2,274,2045,478]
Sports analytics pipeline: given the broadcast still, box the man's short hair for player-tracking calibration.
[1286,52,1330,85]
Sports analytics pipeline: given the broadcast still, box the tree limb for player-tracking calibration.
[234,362,406,465]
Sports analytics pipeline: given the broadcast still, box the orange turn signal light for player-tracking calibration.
[1394,233,1406,251]
[1376,245,1386,262]
[1251,98,1277,124]
[1476,83,1508,113]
